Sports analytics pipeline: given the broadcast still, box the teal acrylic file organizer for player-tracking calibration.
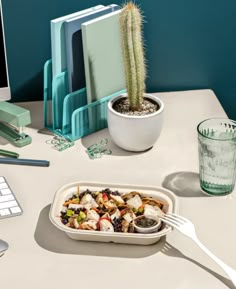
[44,59,126,140]
[43,60,53,129]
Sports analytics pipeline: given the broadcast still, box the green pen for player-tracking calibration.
[0,149,19,158]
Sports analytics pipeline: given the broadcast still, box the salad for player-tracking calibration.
[60,187,166,233]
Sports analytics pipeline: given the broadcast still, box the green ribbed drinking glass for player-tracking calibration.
[197,118,236,195]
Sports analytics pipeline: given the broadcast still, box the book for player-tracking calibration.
[50,5,104,77]
[64,4,120,92]
[82,10,125,103]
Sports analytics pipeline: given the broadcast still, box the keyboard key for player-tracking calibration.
[0,183,8,189]
[0,194,14,203]
[0,176,23,219]
[0,208,11,216]
[10,206,22,214]
[1,188,12,195]
[0,200,17,210]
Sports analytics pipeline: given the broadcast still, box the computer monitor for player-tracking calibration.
[0,0,10,101]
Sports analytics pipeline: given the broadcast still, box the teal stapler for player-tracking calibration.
[0,102,32,147]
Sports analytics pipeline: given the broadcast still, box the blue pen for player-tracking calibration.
[0,158,50,167]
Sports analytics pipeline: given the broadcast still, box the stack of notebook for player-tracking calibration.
[44,4,126,140]
[50,4,125,101]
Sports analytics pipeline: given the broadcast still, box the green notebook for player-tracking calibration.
[82,10,125,103]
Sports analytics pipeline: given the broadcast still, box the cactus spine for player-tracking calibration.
[120,2,146,111]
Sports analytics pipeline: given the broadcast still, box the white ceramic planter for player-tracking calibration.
[107,93,164,152]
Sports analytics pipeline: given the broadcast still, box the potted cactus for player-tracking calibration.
[107,2,164,152]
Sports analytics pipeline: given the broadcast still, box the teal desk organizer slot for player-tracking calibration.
[44,59,126,140]
[62,87,87,135]
[71,90,124,139]
[52,70,68,130]
[44,59,69,130]
[43,60,52,129]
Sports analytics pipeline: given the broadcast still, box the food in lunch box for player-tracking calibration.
[60,187,166,233]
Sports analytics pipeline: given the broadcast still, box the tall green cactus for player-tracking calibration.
[120,2,146,111]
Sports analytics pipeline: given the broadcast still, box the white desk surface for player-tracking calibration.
[0,89,235,289]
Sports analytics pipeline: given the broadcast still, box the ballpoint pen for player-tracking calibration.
[0,157,50,167]
[0,149,19,158]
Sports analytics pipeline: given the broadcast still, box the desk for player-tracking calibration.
[0,89,235,289]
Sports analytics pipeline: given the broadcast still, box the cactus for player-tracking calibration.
[119,2,146,111]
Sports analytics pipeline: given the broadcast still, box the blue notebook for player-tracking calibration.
[64,4,120,93]
[82,10,125,103]
[50,5,104,77]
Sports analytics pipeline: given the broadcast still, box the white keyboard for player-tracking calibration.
[0,177,23,219]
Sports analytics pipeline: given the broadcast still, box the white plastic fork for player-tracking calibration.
[160,213,236,287]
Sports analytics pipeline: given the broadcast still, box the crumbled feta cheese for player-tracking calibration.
[86,209,100,222]
[86,220,97,230]
[68,204,85,210]
[126,195,142,209]
[80,194,92,205]
[80,194,98,208]
[73,218,80,229]
[123,212,135,223]
[110,194,124,205]
[99,219,114,232]
[144,204,164,218]
[110,209,121,223]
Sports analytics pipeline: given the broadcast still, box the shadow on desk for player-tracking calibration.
[162,171,209,197]
[34,204,165,258]
[17,101,44,130]
[81,129,152,157]
[162,242,234,289]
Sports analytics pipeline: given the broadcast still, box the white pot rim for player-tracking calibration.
[108,93,164,119]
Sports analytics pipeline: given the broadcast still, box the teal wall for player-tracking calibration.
[2,0,236,118]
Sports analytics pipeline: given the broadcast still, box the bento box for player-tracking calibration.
[49,182,178,245]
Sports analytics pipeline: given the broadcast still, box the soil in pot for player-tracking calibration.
[112,97,159,116]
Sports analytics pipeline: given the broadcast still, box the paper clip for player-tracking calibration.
[87,138,112,159]
[46,131,74,152]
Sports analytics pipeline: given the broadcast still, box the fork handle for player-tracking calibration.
[192,236,236,286]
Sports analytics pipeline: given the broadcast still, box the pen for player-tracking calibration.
[0,157,50,167]
[0,149,19,158]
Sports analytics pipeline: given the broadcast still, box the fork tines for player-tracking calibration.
[160,213,186,227]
